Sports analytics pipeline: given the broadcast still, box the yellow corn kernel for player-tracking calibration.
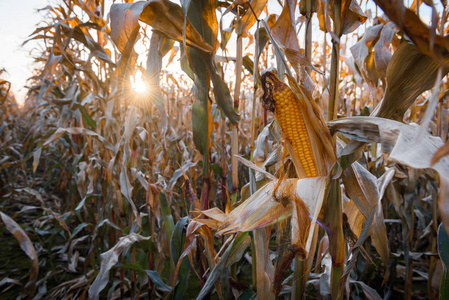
[261,71,319,177]
[273,88,317,177]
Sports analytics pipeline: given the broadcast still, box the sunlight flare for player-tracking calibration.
[131,73,150,96]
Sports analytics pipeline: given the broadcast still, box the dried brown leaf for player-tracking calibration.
[0,212,39,296]
[299,0,320,15]
[374,42,449,121]
[432,140,449,166]
[374,0,449,57]
[328,116,449,235]
[236,0,268,35]
[374,22,398,76]
[88,234,151,300]
[350,24,383,72]
[110,1,213,56]
[271,2,300,52]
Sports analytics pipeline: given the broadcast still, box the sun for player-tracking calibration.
[127,72,155,109]
[132,74,150,95]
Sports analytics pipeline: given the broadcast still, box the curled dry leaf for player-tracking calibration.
[0,212,39,297]
[217,180,294,234]
[350,24,384,73]
[374,22,398,76]
[88,234,151,300]
[328,116,449,235]
[216,177,328,254]
[432,140,449,166]
[374,42,449,121]
[349,21,396,85]
[110,1,213,56]
[342,163,394,280]
[43,127,113,150]
[340,0,367,35]
[373,0,449,58]
[271,2,300,53]
[254,228,275,300]
[56,22,115,66]
[299,0,320,16]
[236,0,268,36]
[328,0,367,37]
[270,2,317,83]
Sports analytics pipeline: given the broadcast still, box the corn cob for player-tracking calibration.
[261,71,317,177]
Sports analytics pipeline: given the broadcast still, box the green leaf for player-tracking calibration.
[438,223,449,298]
[171,216,189,264]
[173,258,191,299]
[77,104,97,130]
[145,270,173,292]
[239,288,256,300]
[180,0,239,125]
[117,265,172,293]
[256,26,269,59]
[192,81,209,156]
[225,232,251,267]
[72,223,90,239]
[242,55,254,74]
[197,237,236,300]
[159,192,175,246]
[197,232,251,299]
[185,0,217,50]
[210,163,223,176]
[116,263,146,273]
[207,59,240,124]
[180,47,195,80]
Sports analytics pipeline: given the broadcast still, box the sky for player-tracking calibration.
[0,0,438,105]
[0,0,43,104]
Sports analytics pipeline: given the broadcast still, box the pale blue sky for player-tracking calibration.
[0,0,43,104]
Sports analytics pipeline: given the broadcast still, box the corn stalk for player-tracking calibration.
[326,1,345,299]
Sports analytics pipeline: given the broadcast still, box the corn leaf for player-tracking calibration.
[110,1,212,55]
[373,22,398,76]
[373,0,449,57]
[328,116,449,235]
[438,223,449,298]
[327,0,367,37]
[196,232,250,299]
[88,234,151,300]
[432,140,449,165]
[254,228,275,300]
[217,180,294,235]
[0,212,39,297]
[145,270,173,292]
[374,42,449,121]
[236,0,268,35]
[171,216,189,264]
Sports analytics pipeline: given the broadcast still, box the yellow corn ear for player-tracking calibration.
[273,87,317,177]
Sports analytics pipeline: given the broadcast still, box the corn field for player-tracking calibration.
[1,0,449,299]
